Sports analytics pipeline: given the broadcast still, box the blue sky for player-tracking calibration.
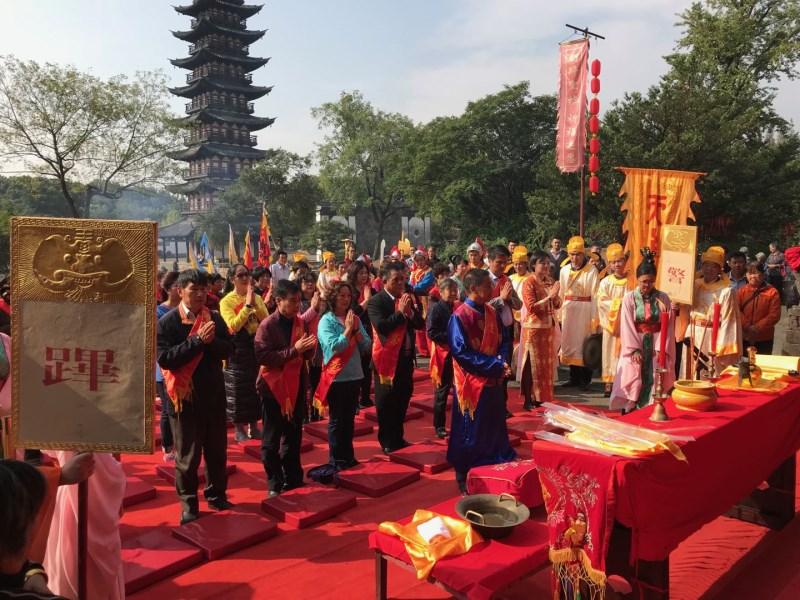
[1,0,798,157]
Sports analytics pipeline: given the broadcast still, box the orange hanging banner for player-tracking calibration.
[618,167,704,285]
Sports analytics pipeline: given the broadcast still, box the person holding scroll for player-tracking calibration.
[609,249,675,413]
[157,269,234,525]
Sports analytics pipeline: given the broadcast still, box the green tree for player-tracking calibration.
[299,219,354,256]
[598,0,800,248]
[0,57,182,218]
[313,91,416,257]
[197,148,322,249]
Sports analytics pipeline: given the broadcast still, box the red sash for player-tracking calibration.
[429,340,449,388]
[453,302,500,416]
[372,297,407,385]
[161,304,210,413]
[259,315,305,418]
[313,316,360,411]
[491,274,509,298]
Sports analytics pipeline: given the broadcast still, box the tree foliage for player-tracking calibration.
[0,56,182,217]
[197,148,322,249]
[299,219,354,256]
[313,91,416,257]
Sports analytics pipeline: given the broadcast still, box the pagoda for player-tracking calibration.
[168,0,274,214]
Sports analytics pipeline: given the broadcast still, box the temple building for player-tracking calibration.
[168,0,273,214]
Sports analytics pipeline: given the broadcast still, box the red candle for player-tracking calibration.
[658,310,669,368]
[710,302,721,354]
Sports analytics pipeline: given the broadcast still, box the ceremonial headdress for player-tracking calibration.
[566,236,586,255]
[512,245,529,263]
[636,247,658,278]
[322,251,335,262]
[701,246,725,268]
[606,243,625,262]
[467,242,482,253]
[292,252,305,263]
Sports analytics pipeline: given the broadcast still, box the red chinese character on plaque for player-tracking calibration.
[42,347,120,391]
[43,347,71,386]
[667,266,686,286]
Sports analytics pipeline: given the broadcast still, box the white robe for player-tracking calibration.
[558,262,600,366]
[596,274,628,383]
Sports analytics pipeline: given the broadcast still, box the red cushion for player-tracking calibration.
[122,527,204,595]
[155,462,237,485]
[466,459,543,508]
[123,477,157,508]
[172,512,279,560]
[260,485,357,528]
[389,441,451,474]
[368,497,550,600]
[361,406,425,423]
[335,459,420,497]
[304,418,373,440]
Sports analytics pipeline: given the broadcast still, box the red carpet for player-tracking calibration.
[120,370,800,599]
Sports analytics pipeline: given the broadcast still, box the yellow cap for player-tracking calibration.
[322,251,335,262]
[567,236,585,255]
[606,243,625,262]
[512,245,528,263]
[701,246,725,268]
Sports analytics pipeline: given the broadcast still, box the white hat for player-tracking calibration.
[739,246,749,254]
[467,242,481,253]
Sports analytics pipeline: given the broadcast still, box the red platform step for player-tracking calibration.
[260,485,357,528]
[172,512,279,560]
[409,395,451,413]
[123,477,157,508]
[122,527,204,595]
[304,418,373,440]
[335,459,420,497]
[155,462,237,485]
[388,441,451,474]
[360,406,425,423]
[506,415,548,441]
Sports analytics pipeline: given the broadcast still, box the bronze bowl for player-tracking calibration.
[455,493,530,540]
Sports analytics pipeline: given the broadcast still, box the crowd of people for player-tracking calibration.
[0,233,791,598]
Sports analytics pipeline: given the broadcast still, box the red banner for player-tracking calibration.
[556,39,589,173]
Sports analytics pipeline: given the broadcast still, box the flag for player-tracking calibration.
[227,224,238,265]
[187,239,199,270]
[198,232,216,274]
[243,229,253,269]
[619,167,704,285]
[258,204,271,266]
[556,39,589,173]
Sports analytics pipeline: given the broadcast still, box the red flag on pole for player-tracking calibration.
[556,38,589,173]
[243,229,253,269]
[258,204,271,266]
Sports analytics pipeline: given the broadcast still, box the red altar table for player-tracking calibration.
[369,498,550,599]
[532,381,800,598]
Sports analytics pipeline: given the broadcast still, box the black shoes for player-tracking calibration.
[435,427,447,439]
[282,481,305,492]
[359,399,374,408]
[208,498,234,511]
[522,400,533,411]
[180,511,199,525]
[267,490,280,498]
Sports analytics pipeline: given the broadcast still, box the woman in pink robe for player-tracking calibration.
[610,250,675,413]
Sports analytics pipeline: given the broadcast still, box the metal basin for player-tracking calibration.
[455,493,530,540]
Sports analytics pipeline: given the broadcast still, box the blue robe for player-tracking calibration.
[446,299,516,478]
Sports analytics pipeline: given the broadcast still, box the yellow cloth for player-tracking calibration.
[595,274,628,382]
[619,167,702,287]
[716,368,789,393]
[701,246,726,268]
[606,242,624,262]
[378,511,482,579]
[566,236,585,254]
[219,291,269,335]
[754,354,800,372]
[558,261,600,366]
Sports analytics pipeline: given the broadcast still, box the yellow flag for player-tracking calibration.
[619,167,703,285]
[227,224,238,265]
[187,239,199,270]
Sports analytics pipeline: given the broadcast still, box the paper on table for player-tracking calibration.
[416,516,452,544]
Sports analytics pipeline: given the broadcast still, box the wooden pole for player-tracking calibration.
[78,479,89,600]
[579,165,585,237]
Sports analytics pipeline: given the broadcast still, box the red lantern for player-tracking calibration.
[591,59,601,77]
[589,137,600,154]
[589,155,600,173]
[589,175,600,194]
[589,115,600,134]
[589,98,600,115]
[590,77,600,94]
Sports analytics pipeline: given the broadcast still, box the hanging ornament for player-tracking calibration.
[588,59,602,196]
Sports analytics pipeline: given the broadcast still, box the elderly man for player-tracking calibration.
[766,242,785,298]
[558,236,600,389]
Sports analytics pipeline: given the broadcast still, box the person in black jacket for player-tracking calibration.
[426,278,459,439]
[367,261,425,453]
[157,269,234,525]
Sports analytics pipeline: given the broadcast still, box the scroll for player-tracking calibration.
[656,224,697,306]
[11,217,156,453]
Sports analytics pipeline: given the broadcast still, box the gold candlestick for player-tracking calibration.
[708,351,718,381]
[650,366,670,422]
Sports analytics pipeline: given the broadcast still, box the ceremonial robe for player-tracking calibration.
[596,274,628,383]
[558,261,600,366]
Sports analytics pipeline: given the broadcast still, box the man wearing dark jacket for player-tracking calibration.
[367,261,425,453]
[157,269,234,525]
[254,279,317,497]
[426,278,459,439]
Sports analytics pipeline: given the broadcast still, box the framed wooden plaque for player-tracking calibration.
[656,224,697,306]
[11,217,156,453]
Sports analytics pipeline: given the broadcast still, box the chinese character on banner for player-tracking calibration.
[43,347,120,391]
[667,266,686,286]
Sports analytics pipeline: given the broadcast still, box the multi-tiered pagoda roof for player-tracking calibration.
[168,0,273,214]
